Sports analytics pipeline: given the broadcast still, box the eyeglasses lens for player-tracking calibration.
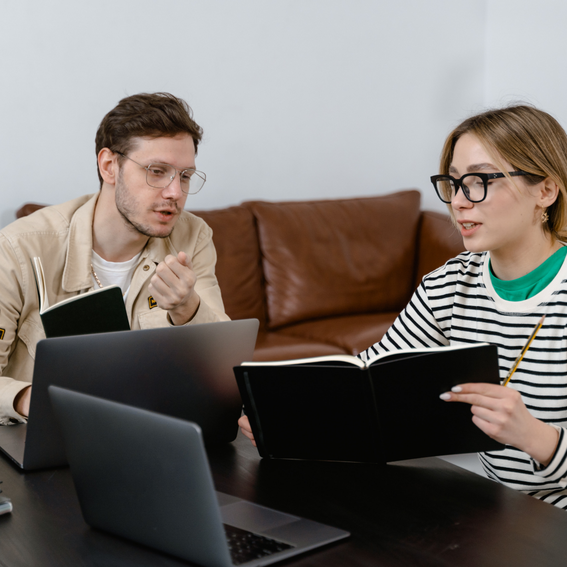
[436,178,455,203]
[146,165,205,195]
[182,170,206,195]
[435,175,485,203]
[146,164,175,189]
[462,175,485,202]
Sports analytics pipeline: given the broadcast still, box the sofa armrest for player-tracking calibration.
[414,210,465,287]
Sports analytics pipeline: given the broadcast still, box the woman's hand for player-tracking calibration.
[440,383,559,466]
[238,415,256,447]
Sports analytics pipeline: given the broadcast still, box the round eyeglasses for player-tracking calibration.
[116,152,206,195]
[430,171,529,203]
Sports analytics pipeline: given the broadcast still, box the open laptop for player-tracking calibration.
[0,319,259,471]
[48,386,349,566]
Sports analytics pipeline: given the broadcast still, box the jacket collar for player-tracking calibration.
[63,193,98,292]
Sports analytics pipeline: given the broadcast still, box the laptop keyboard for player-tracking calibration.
[224,523,294,565]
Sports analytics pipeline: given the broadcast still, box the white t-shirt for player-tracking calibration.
[90,250,142,302]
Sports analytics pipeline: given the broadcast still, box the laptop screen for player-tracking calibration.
[20,319,258,470]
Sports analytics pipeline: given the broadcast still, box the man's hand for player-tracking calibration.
[238,415,256,447]
[14,386,31,418]
[440,383,559,466]
[149,251,200,325]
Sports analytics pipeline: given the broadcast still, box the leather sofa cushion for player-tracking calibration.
[278,312,399,356]
[253,331,347,362]
[247,190,422,329]
[191,206,265,324]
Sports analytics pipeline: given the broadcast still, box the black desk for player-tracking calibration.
[1,433,567,566]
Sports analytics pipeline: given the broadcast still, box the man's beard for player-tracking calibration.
[115,171,178,239]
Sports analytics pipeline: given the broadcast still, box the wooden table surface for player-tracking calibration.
[1,433,566,566]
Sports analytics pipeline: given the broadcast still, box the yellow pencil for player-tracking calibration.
[502,314,546,387]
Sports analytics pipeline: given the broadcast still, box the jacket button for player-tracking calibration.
[143,265,150,271]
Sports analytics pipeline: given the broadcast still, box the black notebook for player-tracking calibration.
[234,343,504,463]
[31,256,130,338]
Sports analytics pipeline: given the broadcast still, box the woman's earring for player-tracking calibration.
[542,209,549,224]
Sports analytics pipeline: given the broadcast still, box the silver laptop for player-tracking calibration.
[48,386,349,566]
[0,319,259,470]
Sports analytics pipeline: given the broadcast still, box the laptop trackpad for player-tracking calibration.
[220,501,300,533]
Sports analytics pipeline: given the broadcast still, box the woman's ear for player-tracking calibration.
[539,177,560,208]
[98,148,118,187]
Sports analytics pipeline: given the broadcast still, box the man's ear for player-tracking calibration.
[98,148,118,187]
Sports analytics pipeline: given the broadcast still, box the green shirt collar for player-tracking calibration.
[490,246,567,302]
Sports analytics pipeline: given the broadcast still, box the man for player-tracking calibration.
[0,92,229,423]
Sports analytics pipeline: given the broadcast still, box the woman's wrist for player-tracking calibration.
[523,419,560,467]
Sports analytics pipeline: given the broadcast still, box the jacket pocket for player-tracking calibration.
[17,316,46,360]
[137,308,169,330]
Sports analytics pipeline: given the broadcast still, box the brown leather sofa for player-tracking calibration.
[16,190,464,361]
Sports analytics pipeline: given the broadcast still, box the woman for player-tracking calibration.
[240,104,567,509]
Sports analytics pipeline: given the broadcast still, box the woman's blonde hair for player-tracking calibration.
[439,104,567,240]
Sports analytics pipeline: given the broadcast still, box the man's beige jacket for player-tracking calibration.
[0,194,229,423]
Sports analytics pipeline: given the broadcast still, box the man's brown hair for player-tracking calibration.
[95,92,203,187]
[439,104,567,240]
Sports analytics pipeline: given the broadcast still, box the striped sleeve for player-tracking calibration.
[533,426,567,486]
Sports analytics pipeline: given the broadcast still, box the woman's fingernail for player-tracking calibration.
[439,393,451,400]
[451,386,462,393]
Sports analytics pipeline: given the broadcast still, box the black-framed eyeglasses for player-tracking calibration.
[430,171,529,204]
[115,152,206,195]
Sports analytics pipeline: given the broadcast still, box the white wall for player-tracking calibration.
[0,0,487,228]
[485,0,567,126]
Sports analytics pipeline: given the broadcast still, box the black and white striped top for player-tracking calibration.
[359,251,567,509]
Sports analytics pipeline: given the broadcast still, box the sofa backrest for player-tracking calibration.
[16,203,47,218]
[191,206,266,325]
[245,190,422,330]
[15,194,464,332]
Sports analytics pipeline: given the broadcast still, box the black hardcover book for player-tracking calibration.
[234,343,503,463]
[32,257,130,338]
